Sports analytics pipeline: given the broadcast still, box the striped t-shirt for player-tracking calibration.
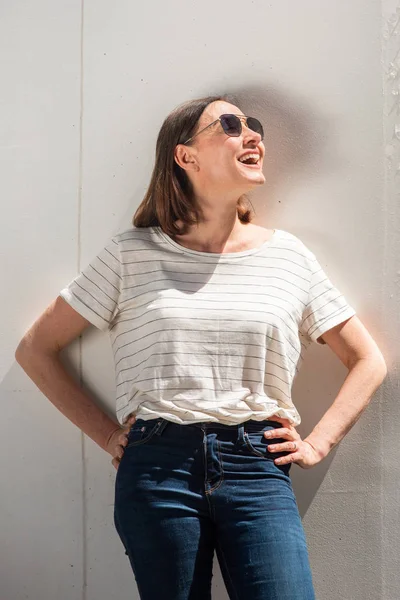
[59,226,356,427]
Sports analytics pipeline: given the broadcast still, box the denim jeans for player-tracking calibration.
[114,417,316,600]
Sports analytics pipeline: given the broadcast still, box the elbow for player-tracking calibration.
[349,353,388,383]
[368,353,388,383]
[379,359,388,381]
[15,337,29,365]
[15,334,59,366]
[15,335,39,365]
[373,351,388,378]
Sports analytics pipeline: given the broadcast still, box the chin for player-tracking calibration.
[243,173,266,187]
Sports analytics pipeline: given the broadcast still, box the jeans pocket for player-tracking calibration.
[125,419,161,449]
[243,430,293,478]
[243,430,290,461]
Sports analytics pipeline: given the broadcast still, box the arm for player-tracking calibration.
[15,296,122,452]
[304,356,387,459]
[303,315,388,459]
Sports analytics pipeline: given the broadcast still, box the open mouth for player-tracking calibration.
[237,159,261,169]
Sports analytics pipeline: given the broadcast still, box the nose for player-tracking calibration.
[242,122,262,145]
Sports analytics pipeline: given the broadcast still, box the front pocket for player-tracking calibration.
[125,420,161,449]
[243,431,291,461]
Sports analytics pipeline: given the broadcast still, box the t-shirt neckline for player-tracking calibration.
[154,226,279,258]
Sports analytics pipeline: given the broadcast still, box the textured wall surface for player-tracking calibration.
[1,1,397,598]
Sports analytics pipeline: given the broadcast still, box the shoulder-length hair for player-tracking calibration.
[132,94,254,237]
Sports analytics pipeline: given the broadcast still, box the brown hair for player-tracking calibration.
[132,94,254,237]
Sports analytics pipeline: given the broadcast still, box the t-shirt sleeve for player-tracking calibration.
[59,236,122,331]
[299,250,356,345]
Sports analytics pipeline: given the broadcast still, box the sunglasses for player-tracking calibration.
[183,114,264,145]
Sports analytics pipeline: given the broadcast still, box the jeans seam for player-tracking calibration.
[216,540,240,600]
[125,421,160,448]
[206,439,224,495]
[243,431,268,458]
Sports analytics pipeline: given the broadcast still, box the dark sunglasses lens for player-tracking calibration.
[220,114,242,137]
[220,115,264,140]
[246,117,264,140]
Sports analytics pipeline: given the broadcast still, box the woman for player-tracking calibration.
[15,94,387,600]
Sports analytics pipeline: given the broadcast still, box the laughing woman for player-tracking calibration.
[15,94,387,600]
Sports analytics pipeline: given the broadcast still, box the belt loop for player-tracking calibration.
[155,418,169,436]
[237,423,245,443]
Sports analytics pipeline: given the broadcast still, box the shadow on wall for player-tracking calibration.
[119,79,338,230]
[193,81,339,205]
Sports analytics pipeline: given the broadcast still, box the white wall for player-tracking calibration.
[1,1,397,598]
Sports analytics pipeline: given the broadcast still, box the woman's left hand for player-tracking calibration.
[263,416,324,470]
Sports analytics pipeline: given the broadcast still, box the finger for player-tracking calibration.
[268,441,299,452]
[114,445,125,459]
[263,427,290,439]
[122,421,135,433]
[275,452,299,465]
[119,432,129,447]
[111,456,120,470]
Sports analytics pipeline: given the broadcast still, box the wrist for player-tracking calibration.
[102,424,122,452]
[303,435,332,460]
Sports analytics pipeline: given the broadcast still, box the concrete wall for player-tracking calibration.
[1,1,397,598]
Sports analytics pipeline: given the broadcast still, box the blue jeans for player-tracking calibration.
[114,417,316,600]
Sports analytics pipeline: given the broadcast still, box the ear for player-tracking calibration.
[174,144,198,172]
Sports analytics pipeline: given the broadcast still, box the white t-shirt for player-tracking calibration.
[59,226,356,427]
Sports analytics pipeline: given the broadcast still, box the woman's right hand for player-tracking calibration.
[106,414,137,470]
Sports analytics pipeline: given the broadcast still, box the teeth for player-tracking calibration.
[238,153,259,163]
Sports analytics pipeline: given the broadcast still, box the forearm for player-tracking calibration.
[304,357,387,459]
[15,344,121,452]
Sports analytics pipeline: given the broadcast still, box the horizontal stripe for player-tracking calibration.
[59,226,356,426]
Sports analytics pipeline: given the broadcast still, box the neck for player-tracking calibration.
[173,211,249,253]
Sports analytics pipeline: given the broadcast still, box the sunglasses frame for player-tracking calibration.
[182,114,263,145]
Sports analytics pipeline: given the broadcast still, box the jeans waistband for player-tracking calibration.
[157,418,282,432]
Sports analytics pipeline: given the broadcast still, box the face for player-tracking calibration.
[174,101,266,194]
